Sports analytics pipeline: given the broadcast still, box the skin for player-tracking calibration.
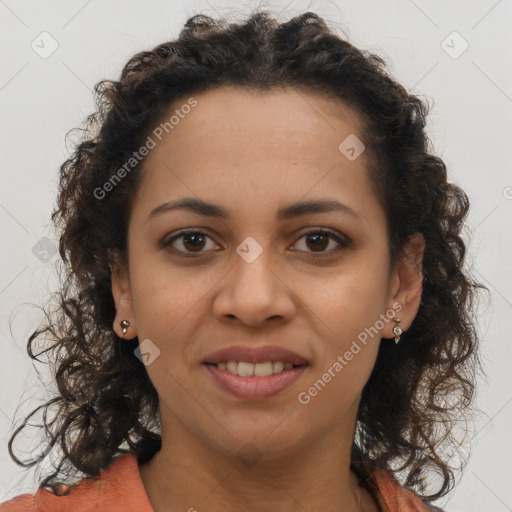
[111,86,425,512]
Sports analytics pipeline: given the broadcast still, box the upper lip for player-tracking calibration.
[203,345,309,365]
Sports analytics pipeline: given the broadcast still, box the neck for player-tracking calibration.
[139,414,380,512]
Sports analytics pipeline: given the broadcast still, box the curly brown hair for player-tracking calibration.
[8,9,486,505]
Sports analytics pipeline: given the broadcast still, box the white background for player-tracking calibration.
[0,1,511,510]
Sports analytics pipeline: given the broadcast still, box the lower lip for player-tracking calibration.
[204,364,308,400]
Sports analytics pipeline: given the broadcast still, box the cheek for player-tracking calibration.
[298,352,375,428]
[297,271,385,415]
[130,259,203,334]
[298,259,389,335]
[292,259,389,390]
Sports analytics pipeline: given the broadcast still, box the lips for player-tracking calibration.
[202,345,310,400]
[203,345,309,366]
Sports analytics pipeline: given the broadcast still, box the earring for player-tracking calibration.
[392,318,403,344]
[120,320,130,336]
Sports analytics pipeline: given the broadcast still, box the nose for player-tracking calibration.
[212,242,296,328]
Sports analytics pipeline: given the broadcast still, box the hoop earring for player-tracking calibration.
[120,320,130,336]
[392,318,403,344]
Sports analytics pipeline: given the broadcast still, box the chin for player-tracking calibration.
[204,423,306,462]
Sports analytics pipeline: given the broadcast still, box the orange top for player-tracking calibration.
[1,454,441,512]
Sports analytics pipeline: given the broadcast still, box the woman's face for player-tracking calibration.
[112,86,422,458]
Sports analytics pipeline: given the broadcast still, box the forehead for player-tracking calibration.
[131,86,380,225]
[163,85,364,149]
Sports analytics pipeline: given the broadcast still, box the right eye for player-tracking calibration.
[161,229,221,257]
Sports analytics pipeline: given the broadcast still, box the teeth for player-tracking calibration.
[272,361,284,373]
[254,362,273,377]
[226,361,237,374]
[216,361,300,376]
[238,361,256,377]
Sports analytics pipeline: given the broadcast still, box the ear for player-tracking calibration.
[110,253,137,340]
[382,233,425,339]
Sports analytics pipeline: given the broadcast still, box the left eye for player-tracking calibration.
[162,229,348,257]
[292,229,348,256]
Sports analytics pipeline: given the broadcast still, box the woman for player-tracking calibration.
[2,10,484,512]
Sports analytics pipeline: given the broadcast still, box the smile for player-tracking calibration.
[212,360,305,376]
[203,362,309,400]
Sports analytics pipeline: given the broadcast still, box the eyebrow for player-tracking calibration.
[147,197,362,222]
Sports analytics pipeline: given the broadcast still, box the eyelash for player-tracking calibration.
[161,228,350,258]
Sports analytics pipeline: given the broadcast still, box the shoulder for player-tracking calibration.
[369,468,446,512]
[1,492,42,512]
[1,453,152,512]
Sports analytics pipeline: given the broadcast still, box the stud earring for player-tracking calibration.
[120,320,130,336]
[392,318,403,344]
